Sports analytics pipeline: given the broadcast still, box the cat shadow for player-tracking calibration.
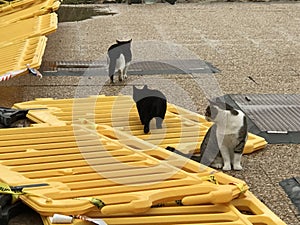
[100,76,138,96]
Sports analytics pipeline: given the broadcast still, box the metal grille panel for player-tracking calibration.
[225,94,300,143]
[230,94,300,132]
[41,59,219,75]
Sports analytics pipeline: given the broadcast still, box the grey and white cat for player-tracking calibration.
[107,39,132,83]
[0,119,31,128]
[199,99,247,171]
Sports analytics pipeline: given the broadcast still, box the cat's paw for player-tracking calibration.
[222,164,231,171]
[144,126,150,134]
[110,76,114,84]
[124,74,128,79]
[233,164,243,171]
[211,162,223,169]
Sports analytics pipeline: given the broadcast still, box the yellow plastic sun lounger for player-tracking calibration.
[0,124,247,216]
[13,95,267,154]
[0,36,47,79]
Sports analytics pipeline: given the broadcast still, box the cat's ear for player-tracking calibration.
[230,108,239,116]
[207,98,215,105]
[143,85,148,89]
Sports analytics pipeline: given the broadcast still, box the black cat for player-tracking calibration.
[107,39,132,83]
[133,85,167,134]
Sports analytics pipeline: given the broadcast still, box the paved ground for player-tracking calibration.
[1,2,300,225]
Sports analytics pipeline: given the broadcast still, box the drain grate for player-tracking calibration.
[40,59,219,76]
[57,5,117,23]
[223,94,300,144]
[280,177,300,213]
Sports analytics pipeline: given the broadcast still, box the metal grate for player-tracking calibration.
[280,177,300,212]
[40,59,219,76]
[224,94,300,143]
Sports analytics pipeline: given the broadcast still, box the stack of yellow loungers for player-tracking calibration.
[0,0,60,80]
[0,95,284,224]
[14,95,267,154]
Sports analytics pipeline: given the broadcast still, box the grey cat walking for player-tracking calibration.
[107,39,132,83]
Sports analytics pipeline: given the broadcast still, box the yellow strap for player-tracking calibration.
[75,197,105,209]
[0,182,23,203]
[90,197,106,209]
[230,182,247,195]
[201,174,219,185]
[0,182,50,203]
